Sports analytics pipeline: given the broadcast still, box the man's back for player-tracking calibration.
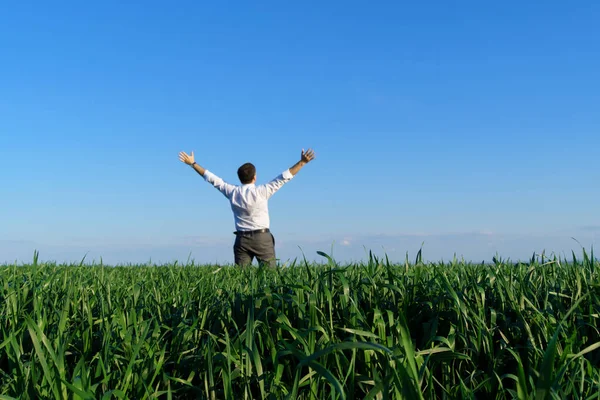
[203,169,294,231]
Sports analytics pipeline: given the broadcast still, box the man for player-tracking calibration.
[178,148,316,267]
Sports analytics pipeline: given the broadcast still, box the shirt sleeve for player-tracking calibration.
[258,169,294,199]
[203,170,236,199]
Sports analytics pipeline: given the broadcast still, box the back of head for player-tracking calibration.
[237,162,256,184]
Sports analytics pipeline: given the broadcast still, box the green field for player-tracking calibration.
[1,250,599,399]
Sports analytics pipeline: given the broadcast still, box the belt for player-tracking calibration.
[233,228,270,236]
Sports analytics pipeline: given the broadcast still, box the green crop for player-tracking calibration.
[1,249,599,399]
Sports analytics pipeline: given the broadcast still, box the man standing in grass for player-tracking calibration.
[178,149,316,267]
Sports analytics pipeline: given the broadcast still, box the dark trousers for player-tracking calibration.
[234,231,276,267]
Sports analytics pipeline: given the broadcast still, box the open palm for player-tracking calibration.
[301,148,315,163]
[179,151,195,165]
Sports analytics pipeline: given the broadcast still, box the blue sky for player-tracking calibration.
[1,1,599,265]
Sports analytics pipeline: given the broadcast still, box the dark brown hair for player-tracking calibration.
[237,163,256,184]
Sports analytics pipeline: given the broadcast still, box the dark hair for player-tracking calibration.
[237,162,256,184]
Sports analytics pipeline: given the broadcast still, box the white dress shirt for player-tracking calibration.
[203,169,294,231]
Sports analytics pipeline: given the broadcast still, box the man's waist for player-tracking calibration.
[234,228,270,236]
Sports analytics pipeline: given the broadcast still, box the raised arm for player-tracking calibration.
[179,151,235,198]
[258,148,315,199]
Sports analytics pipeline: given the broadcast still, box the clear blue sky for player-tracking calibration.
[1,1,598,264]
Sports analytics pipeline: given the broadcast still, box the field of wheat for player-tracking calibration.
[1,249,599,399]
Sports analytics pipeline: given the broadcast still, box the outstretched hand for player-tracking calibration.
[179,151,195,165]
[301,148,315,163]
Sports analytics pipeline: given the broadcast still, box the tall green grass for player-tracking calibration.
[1,249,599,399]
